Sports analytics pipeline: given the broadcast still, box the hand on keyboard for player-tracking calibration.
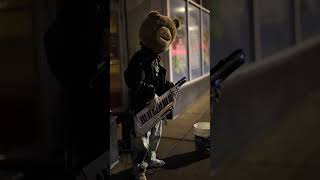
[149,94,161,110]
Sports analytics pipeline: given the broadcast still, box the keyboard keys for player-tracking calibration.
[140,115,145,124]
[165,97,169,104]
[142,114,147,124]
[147,110,152,119]
[138,93,176,126]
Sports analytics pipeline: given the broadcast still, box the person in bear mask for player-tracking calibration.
[124,11,181,180]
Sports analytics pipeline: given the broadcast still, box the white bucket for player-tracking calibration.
[193,122,210,138]
[193,122,210,154]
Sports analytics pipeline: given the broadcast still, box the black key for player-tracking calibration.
[144,114,148,121]
[164,97,168,105]
[140,116,145,124]
[147,110,152,118]
[142,114,147,124]
[167,94,171,101]
[140,117,143,124]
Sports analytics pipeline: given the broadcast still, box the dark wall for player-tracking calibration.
[0,0,108,178]
[43,0,108,170]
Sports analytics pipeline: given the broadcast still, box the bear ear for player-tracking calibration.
[148,11,160,17]
[173,18,181,29]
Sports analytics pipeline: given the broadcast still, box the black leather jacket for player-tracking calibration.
[124,47,174,113]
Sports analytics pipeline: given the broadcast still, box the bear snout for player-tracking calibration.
[158,27,172,41]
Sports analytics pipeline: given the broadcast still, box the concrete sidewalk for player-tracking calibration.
[212,90,320,180]
[111,89,211,180]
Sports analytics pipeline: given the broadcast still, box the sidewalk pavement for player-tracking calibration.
[212,90,320,180]
[111,89,212,180]
[111,88,320,180]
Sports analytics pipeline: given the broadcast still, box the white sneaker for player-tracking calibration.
[148,159,165,168]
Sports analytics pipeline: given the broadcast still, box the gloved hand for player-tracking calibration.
[149,94,161,110]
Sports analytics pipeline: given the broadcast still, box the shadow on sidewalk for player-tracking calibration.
[110,168,132,180]
[163,151,209,170]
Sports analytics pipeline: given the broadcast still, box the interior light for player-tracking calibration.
[176,7,185,13]
[189,26,199,31]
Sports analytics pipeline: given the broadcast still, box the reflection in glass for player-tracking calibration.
[202,12,210,74]
[170,0,189,83]
[189,4,201,80]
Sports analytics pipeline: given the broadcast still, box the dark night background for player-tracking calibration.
[0,0,109,179]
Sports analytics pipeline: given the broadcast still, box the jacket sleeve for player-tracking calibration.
[124,59,155,100]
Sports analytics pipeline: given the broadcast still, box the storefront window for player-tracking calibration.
[169,0,210,82]
[170,0,189,83]
[189,4,202,79]
[202,12,210,74]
